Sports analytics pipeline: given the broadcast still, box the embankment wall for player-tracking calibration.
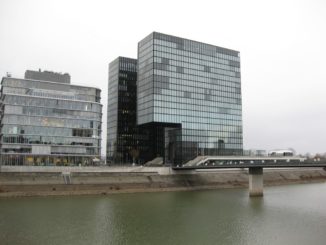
[0,168,325,197]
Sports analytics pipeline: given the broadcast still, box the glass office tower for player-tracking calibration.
[0,70,102,166]
[107,57,142,164]
[137,32,243,165]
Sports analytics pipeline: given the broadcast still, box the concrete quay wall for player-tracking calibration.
[0,167,325,197]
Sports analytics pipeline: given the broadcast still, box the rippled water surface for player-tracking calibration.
[1,183,326,245]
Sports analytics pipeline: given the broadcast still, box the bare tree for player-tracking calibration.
[323,152,326,159]
[304,152,312,159]
[129,148,140,165]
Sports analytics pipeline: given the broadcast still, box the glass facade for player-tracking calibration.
[137,32,243,165]
[107,57,141,164]
[0,74,102,166]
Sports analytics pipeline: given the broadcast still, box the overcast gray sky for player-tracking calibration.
[1,0,325,155]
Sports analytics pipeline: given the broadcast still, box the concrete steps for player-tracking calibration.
[145,157,163,166]
[184,156,207,166]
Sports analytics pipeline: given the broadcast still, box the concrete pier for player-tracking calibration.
[249,167,263,197]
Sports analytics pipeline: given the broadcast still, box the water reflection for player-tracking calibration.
[248,195,265,211]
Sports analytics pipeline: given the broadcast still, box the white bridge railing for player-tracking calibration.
[184,156,308,167]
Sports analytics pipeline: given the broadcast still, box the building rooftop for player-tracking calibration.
[25,69,71,84]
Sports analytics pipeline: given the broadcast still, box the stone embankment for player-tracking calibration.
[0,166,325,197]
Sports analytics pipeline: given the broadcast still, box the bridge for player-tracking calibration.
[173,156,326,197]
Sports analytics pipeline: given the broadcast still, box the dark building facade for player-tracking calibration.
[137,32,243,165]
[106,57,140,164]
[0,70,102,166]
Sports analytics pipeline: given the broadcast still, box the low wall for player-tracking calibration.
[0,168,325,197]
[0,165,173,175]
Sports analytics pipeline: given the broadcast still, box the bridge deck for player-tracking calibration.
[175,156,326,170]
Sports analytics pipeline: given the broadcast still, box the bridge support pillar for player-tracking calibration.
[249,167,263,197]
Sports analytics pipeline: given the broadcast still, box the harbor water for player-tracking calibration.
[1,183,326,245]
